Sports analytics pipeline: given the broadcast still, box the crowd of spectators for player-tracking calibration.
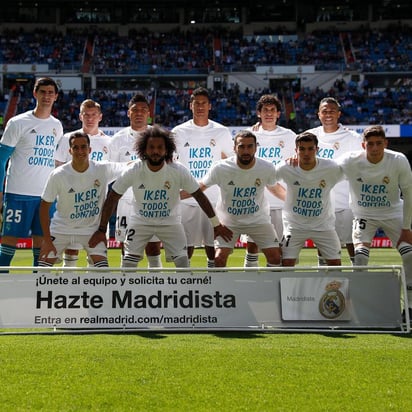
[13,76,407,134]
[1,24,412,133]
[1,25,412,73]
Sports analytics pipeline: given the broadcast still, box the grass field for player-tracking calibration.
[1,247,411,411]
[8,244,404,268]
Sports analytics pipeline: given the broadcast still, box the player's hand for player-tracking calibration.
[39,238,58,261]
[89,231,107,248]
[214,224,233,242]
[286,156,298,167]
[180,189,191,200]
[396,229,412,248]
[251,121,261,132]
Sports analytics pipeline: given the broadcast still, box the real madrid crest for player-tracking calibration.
[318,280,346,319]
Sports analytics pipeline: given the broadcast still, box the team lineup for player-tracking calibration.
[0,77,411,321]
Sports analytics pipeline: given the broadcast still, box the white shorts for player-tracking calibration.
[244,209,283,245]
[335,209,354,245]
[282,229,341,260]
[124,224,187,260]
[352,217,402,246]
[116,197,159,243]
[47,233,108,262]
[215,224,279,250]
[181,203,214,247]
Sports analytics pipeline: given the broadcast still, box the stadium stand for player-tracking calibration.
[0,1,411,148]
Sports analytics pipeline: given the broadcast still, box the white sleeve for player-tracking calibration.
[402,186,412,229]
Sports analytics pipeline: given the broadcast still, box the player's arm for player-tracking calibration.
[181,182,209,199]
[267,183,286,201]
[191,188,233,242]
[39,200,57,260]
[0,144,14,191]
[0,144,15,212]
[89,189,122,247]
[397,186,412,246]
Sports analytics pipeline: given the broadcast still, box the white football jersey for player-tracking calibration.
[172,119,233,205]
[1,110,63,196]
[276,158,343,231]
[307,124,362,210]
[202,157,278,227]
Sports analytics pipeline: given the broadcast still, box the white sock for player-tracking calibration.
[354,247,370,266]
[173,255,190,267]
[63,253,78,267]
[147,255,162,268]
[244,253,259,267]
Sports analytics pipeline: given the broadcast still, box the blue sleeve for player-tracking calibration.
[0,143,15,191]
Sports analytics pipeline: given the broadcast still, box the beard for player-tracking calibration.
[237,155,254,165]
[146,155,165,166]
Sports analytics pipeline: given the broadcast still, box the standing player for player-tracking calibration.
[199,130,283,268]
[274,132,343,267]
[54,98,111,266]
[55,99,110,166]
[89,126,232,268]
[107,93,162,268]
[306,97,362,265]
[338,125,412,322]
[0,77,63,270]
[38,132,127,267]
[172,87,233,267]
[243,94,296,267]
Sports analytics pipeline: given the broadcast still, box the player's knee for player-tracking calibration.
[214,254,228,267]
[247,242,259,253]
[145,242,161,256]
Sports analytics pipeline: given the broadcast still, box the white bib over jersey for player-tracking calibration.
[112,160,200,226]
[41,160,126,235]
[55,128,111,163]
[248,125,296,210]
[1,110,63,196]
[307,124,362,210]
[276,158,343,231]
[202,156,278,227]
[338,149,412,220]
[172,119,233,205]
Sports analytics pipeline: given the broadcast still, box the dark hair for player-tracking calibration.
[128,92,150,108]
[135,125,176,163]
[234,130,256,145]
[69,131,90,147]
[190,87,210,102]
[256,94,282,112]
[295,131,318,147]
[363,125,386,140]
[34,77,59,94]
[318,97,341,111]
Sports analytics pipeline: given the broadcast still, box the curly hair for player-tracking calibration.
[135,125,176,163]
